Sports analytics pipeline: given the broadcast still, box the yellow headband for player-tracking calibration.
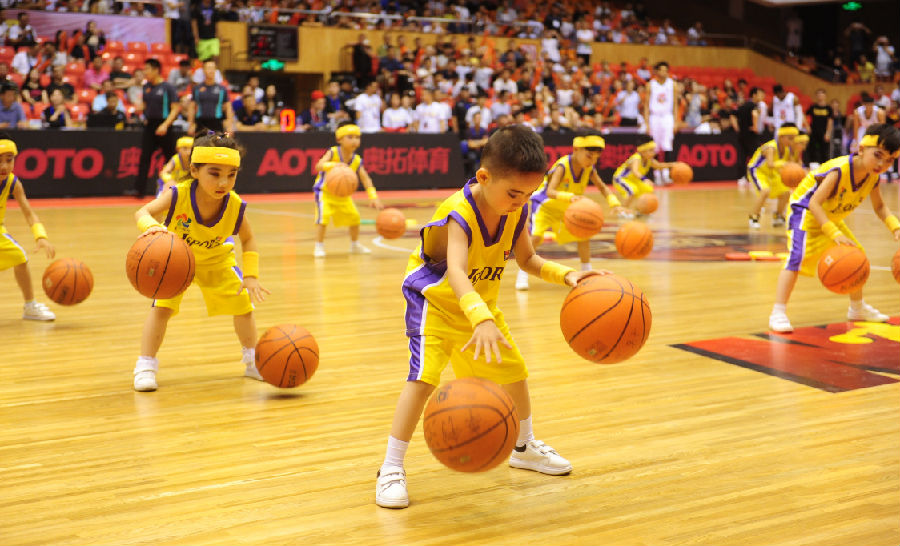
[793,135,809,144]
[176,136,194,149]
[573,135,606,149]
[777,126,799,137]
[190,146,241,167]
[0,139,18,156]
[336,124,361,140]
[637,141,657,152]
[860,134,900,159]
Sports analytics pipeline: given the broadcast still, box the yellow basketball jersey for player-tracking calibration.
[162,180,246,267]
[748,139,790,175]
[613,153,652,181]
[790,154,879,223]
[313,146,362,192]
[0,173,18,234]
[166,153,193,184]
[531,155,594,213]
[403,181,528,334]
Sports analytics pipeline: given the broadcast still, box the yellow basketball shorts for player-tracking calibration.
[154,262,253,316]
[314,190,361,227]
[0,232,28,271]
[530,199,584,244]
[614,175,654,199]
[785,209,860,276]
[748,167,790,198]
[406,308,528,386]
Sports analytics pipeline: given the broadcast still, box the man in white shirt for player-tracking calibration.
[11,44,37,76]
[351,81,383,133]
[414,89,446,134]
[643,61,678,183]
[465,93,492,131]
[492,68,517,96]
[490,90,512,119]
[771,84,804,132]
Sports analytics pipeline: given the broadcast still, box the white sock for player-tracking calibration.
[350,240,362,247]
[849,300,863,311]
[24,299,36,305]
[772,303,787,315]
[242,347,255,365]
[516,415,534,448]
[517,270,528,281]
[382,436,409,470]
[580,262,591,272]
[315,242,325,250]
[135,356,159,372]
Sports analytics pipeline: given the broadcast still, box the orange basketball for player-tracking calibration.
[892,248,900,284]
[125,231,195,299]
[423,377,519,472]
[615,221,654,259]
[42,258,93,305]
[817,245,869,294]
[560,274,652,364]
[635,193,658,215]
[563,198,604,240]
[324,164,358,197]
[670,162,693,185]
[376,207,406,239]
[255,324,319,388]
[779,162,806,188]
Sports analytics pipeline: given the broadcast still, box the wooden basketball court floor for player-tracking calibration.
[2,182,898,546]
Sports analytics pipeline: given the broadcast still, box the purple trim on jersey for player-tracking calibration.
[511,203,528,248]
[163,185,178,226]
[796,166,842,208]
[463,180,508,247]
[847,153,869,192]
[614,177,634,195]
[3,232,25,255]
[402,261,448,337]
[416,210,471,261]
[190,180,231,228]
[0,175,8,196]
[747,165,763,191]
[233,202,246,235]
[232,264,243,280]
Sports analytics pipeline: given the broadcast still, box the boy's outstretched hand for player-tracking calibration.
[242,277,271,304]
[564,269,611,287]
[35,238,55,259]
[462,320,511,364]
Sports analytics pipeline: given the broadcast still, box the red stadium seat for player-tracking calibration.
[39,74,50,87]
[69,103,88,121]
[0,46,13,57]
[106,40,124,53]
[172,53,189,64]
[126,42,148,54]
[150,42,172,55]
[29,102,48,120]
[124,52,145,65]
[77,88,97,105]
[65,61,85,75]
[9,72,23,87]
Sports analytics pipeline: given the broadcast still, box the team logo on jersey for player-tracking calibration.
[672,318,899,392]
[503,250,511,261]
[175,213,191,231]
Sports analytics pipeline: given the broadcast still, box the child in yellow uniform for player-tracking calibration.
[375,126,604,509]
[131,133,270,391]
[312,122,383,257]
[769,123,900,333]
[157,136,194,197]
[515,133,627,290]
[790,132,809,167]
[612,135,675,211]
[0,134,56,321]
[747,123,797,228]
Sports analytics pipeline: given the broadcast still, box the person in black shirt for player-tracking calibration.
[45,66,75,104]
[132,58,181,197]
[188,59,234,135]
[805,89,833,165]
[735,87,764,168]
[192,0,221,62]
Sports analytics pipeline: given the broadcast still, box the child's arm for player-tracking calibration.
[807,170,855,246]
[513,218,607,285]
[589,170,627,214]
[237,216,270,304]
[11,181,54,259]
[544,166,574,202]
[313,149,334,173]
[358,165,384,210]
[159,156,177,188]
[649,157,677,170]
[868,184,900,241]
[761,145,780,170]
[134,190,174,234]
[446,219,510,363]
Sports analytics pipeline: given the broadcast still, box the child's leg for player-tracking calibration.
[769,269,799,332]
[134,306,174,391]
[576,240,591,270]
[314,224,327,257]
[349,223,360,242]
[13,262,34,301]
[847,287,890,322]
[349,223,371,253]
[750,187,770,218]
[503,379,572,475]
[388,380,435,443]
[233,311,265,379]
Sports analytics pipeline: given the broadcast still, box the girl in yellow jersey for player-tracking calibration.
[0,133,56,321]
[156,136,194,197]
[131,133,270,391]
[747,123,796,228]
[375,126,605,509]
[612,135,675,210]
[515,133,627,290]
[311,121,383,258]
[768,124,900,333]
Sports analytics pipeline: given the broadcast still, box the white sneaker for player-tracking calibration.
[508,439,572,475]
[768,312,793,333]
[772,215,785,227]
[350,242,372,254]
[133,359,159,392]
[749,216,761,229]
[375,465,409,508]
[847,303,889,323]
[244,361,264,381]
[515,270,529,291]
[23,301,55,321]
[313,246,326,258]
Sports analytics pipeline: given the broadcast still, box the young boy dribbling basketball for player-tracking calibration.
[747,123,797,228]
[612,136,675,211]
[0,133,56,321]
[376,126,605,509]
[157,136,194,196]
[768,123,900,333]
[312,122,383,257]
[131,133,270,391]
[515,133,627,291]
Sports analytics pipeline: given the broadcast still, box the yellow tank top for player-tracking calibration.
[403,181,528,333]
[313,146,362,192]
[747,139,791,175]
[531,155,594,213]
[613,153,652,181]
[0,173,17,234]
[162,180,246,267]
[165,153,193,184]
[790,154,879,223]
